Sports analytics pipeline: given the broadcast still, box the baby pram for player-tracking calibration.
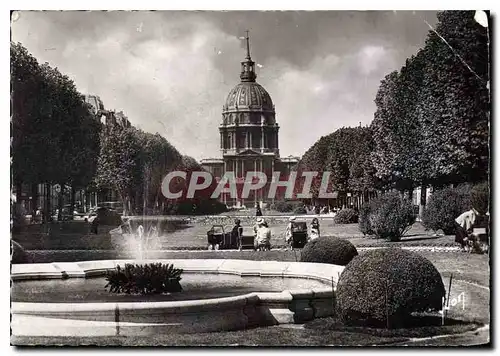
[287,221,308,250]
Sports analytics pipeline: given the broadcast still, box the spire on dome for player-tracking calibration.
[245,30,251,60]
[240,30,256,82]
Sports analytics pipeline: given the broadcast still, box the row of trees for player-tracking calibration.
[11,42,223,220]
[371,11,489,202]
[295,11,489,211]
[94,124,226,215]
[11,42,101,220]
[94,126,182,215]
[295,126,378,206]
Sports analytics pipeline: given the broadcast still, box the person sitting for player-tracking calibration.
[254,217,271,250]
[310,217,320,241]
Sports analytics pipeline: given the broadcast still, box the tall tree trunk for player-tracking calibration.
[419,183,427,220]
[44,183,51,223]
[70,186,75,220]
[58,183,65,221]
[31,183,38,221]
[13,182,23,232]
[121,193,128,216]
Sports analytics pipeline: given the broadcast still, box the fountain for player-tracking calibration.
[11,256,344,337]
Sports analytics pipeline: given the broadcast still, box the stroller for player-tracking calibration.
[286,221,308,250]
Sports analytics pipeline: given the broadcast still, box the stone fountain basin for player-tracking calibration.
[11,259,344,337]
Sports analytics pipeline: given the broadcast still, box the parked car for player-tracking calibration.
[85,207,122,225]
[100,201,124,215]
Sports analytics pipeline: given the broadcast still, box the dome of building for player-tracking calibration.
[224,82,274,112]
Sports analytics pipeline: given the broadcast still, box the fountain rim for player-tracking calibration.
[11,259,344,336]
[11,259,344,308]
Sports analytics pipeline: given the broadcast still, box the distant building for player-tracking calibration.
[84,94,104,116]
[201,33,299,207]
[84,95,131,129]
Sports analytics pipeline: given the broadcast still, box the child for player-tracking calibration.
[310,217,320,241]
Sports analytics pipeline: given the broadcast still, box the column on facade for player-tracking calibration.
[275,131,279,151]
[223,160,227,205]
[241,158,244,207]
[261,127,264,151]
[253,159,257,204]
[271,159,275,204]
[259,158,265,200]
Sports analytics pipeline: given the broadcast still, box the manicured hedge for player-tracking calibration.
[336,248,445,328]
[300,236,358,266]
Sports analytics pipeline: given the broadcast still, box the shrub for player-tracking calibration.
[334,208,358,224]
[470,182,489,215]
[336,248,445,328]
[273,200,303,213]
[364,192,415,241]
[293,205,307,215]
[422,186,471,234]
[11,240,30,264]
[358,204,374,236]
[300,236,358,266]
[105,263,183,295]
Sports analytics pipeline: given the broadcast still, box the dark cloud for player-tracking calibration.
[11,10,438,161]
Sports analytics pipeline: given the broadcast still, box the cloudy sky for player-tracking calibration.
[11,11,437,161]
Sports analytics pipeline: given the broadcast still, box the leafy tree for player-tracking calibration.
[416,11,489,186]
[295,126,378,205]
[371,11,489,215]
[95,126,142,215]
[11,43,101,221]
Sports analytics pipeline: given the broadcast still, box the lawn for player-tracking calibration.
[12,218,457,251]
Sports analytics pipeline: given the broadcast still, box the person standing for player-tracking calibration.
[254,217,271,250]
[255,202,263,217]
[232,219,244,250]
[285,216,296,246]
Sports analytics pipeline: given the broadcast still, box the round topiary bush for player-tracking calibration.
[336,248,445,328]
[300,236,358,266]
[333,208,359,224]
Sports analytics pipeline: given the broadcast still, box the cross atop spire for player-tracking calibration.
[245,30,251,60]
[239,29,256,82]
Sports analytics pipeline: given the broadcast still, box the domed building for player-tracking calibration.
[201,33,299,207]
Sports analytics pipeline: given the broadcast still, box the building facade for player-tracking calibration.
[201,34,299,207]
